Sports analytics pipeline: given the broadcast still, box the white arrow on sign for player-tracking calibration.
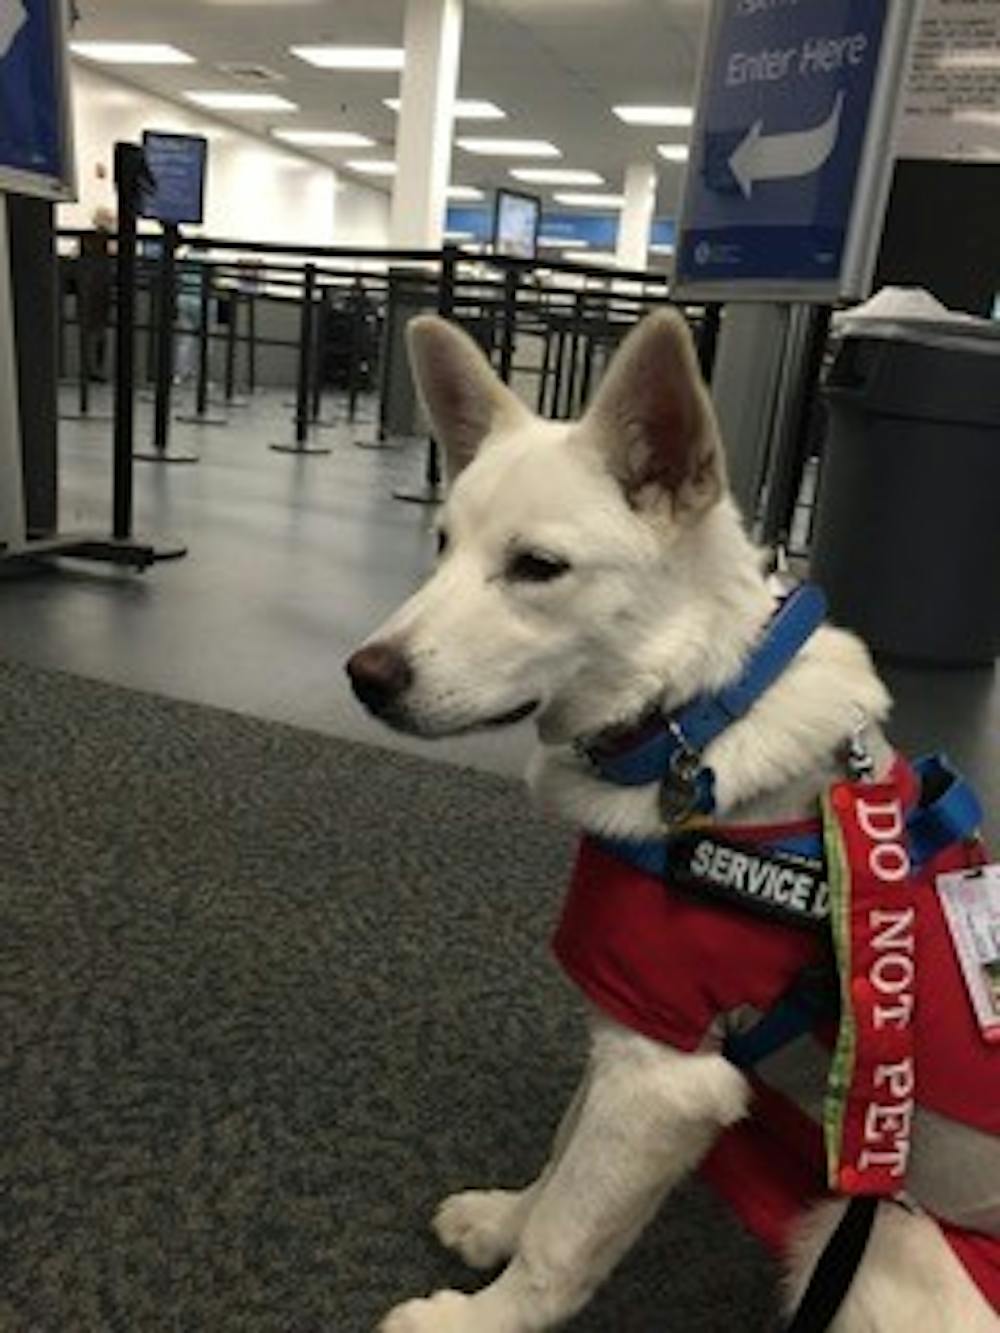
[0,0,27,59]
[729,90,845,199]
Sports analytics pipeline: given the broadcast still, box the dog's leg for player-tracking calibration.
[434,1070,592,1270]
[786,1200,997,1332]
[380,1021,748,1333]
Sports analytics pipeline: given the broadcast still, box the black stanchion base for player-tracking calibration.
[3,533,187,571]
[269,442,332,456]
[393,483,444,506]
[211,396,251,410]
[64,536,188,565]
[133,447,200,464]
[175,412,228,427]
[354,436,402,452]
[58,413,115,424]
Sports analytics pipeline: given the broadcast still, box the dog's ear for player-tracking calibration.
[407,315,530,481]
[583,309,726,522]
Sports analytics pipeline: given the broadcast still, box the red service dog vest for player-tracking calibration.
[553,781,1000,1310]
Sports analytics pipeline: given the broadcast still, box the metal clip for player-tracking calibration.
[843,708,876,783]
[659,722,706,825]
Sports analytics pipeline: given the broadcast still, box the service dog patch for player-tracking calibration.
[668,832,829,930]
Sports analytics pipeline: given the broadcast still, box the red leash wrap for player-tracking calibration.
[823,777,917,1198]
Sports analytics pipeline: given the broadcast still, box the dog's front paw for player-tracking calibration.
[434,1189,525,1269]
[379,1289,472,1332]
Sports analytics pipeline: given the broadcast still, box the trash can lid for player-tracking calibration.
[832,287,1000,355]
[835,318,1000,356]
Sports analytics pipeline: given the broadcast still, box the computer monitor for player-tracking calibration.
[493,189,541,260]
[140,131,208,226]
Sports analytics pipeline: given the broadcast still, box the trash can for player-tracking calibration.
[810,323,1000,665]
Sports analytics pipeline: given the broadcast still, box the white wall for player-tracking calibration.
[61,63,391,247]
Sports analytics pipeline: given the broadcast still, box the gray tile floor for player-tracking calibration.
[1,382,997,837]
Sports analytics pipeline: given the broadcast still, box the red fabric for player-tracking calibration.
[550,803,1000,1309]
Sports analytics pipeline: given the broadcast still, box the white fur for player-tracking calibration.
[356,313,986,1332]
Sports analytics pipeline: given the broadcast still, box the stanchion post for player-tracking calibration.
[176,261,226,426]
[269,262,330,455]
[59,234,113,424]
[107,141,186,559]
[135,222,198,463]
[153,225,176,448]
[393,245,457,505]
[697,302,722,385]
[310,281,325,422]
[347,280,362,424]
[224,289,237,403]
[76,237,90,416]
[498,266,518,385]
[112,149,138,539]
[247,290,257,395]
[195,261,212,416]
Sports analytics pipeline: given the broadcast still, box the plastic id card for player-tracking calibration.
[937,864,1000,1043]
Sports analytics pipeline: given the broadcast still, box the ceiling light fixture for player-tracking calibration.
[613,104,693,126]
[457,137,560,157]
[185,91,298,112]
[273,129,375,148]
[291,45,405,71]
[553,191,624,208]
[345,159,398,176]
[657,144,690,162]
[70,42,195,65]
[447,185,486,200]
[510,168,603,185]
[385,97,506,120]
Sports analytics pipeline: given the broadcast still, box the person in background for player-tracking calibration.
[77,207,115,383]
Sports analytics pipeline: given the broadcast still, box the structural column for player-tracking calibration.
[390,0,463,249]
[616,160,657,271]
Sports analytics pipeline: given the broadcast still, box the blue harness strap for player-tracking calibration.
[584,584,828,797]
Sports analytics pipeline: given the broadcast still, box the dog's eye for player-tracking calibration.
[436,529,449,556]
[506,550,571,583]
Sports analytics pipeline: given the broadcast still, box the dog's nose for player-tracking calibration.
[346,642,413,712]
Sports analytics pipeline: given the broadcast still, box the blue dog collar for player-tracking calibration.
[581,583,828,820]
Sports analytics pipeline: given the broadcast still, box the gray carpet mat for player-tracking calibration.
[0,660,777,1332]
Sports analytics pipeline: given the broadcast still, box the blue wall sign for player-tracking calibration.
[675,0,895,295]
[0,0,70,196]
[140,131,208,226]
[446,207,676,258]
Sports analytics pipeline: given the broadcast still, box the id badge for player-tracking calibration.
[936,864,1000,1043]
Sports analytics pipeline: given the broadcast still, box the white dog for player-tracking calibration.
[347,312,998,1332]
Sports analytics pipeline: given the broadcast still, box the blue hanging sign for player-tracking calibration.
[0,0,73,198]
[140,131,208,226]
[674,0,919,300]
[445,207,676,261]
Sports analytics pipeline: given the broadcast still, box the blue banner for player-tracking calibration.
[446,208,676,256]
[676,0,889,289]
[0,0,64,189]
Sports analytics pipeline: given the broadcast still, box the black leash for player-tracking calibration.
[783,1196,878,1332]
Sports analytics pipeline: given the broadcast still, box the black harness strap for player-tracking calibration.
[783,1196,878,1332]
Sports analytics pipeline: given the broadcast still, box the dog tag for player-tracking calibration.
[937,864,1000,1043]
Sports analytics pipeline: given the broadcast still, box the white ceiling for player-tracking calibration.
[68,0,708,215]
